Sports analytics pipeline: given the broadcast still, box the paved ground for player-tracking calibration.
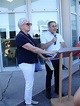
[0,63,79,106]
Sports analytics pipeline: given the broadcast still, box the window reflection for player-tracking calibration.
[1,38,17,67]
[31,0,58,37]
[31,0,57,10]
[71,14,78,47]
[71,0,76,12]
[0,0,27,39]
[71,14,78,60]
[71,0,77,60]
[31,12,58,36]
[0,0,27,67]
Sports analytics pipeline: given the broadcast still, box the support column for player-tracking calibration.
[61,0,71,67]
[0,82,2,100]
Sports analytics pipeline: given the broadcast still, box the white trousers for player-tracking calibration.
[19,63,35,104]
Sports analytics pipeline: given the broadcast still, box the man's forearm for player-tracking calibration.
[61,42,67,48]
[41,40,53,49]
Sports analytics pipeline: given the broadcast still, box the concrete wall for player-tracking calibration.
[61,0,72,67]
[77,0,80,38]
[61,0,71,47]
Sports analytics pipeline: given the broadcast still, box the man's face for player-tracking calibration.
[48,22,57,34]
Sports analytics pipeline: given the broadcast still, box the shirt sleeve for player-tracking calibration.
[16,35,29,47]
[40,32,47,44]
[60,34,64,42]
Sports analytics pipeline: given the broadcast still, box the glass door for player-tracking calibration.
[1,39,17,67]
[0,0,28,68]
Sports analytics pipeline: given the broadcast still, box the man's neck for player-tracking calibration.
[49,30,54,35]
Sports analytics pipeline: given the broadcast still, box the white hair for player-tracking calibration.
[18,18,28,29]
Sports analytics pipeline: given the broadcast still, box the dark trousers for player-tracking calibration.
[45,59,59,93]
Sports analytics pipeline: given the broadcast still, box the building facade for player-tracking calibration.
[0,0,80,71]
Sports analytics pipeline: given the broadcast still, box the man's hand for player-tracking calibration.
[44,57,50,61]
[61,42,67,48]
[51,37,57,44]
[50,50,58,55]
[41,37,57,50]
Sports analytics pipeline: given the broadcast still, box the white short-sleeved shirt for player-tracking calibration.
[40,31,64,52]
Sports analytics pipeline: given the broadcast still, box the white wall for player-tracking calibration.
[61,0,72,67]
[77,0,80,38]
[61,0,71,47]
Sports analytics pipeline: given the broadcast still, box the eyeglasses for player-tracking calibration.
[25,23,32,26]
[51,25,57,27]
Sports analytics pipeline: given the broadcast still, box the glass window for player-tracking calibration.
[71,14,78,60]
[0,0,27,38]
[0,0,27,67]
[71,0,78,60]
[31,12,58,36]
[0,0,26,11]
[71,0,76,13]
[1,38,17,67]
[31,0,57,10]
[71,14,78,47]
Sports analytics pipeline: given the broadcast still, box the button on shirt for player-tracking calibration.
[40,31,64,52]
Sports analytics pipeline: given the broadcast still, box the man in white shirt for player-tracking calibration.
[40,21,66,99]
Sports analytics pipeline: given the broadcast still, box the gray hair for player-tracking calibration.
[47,21,56,27]
[18,18,28,29]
